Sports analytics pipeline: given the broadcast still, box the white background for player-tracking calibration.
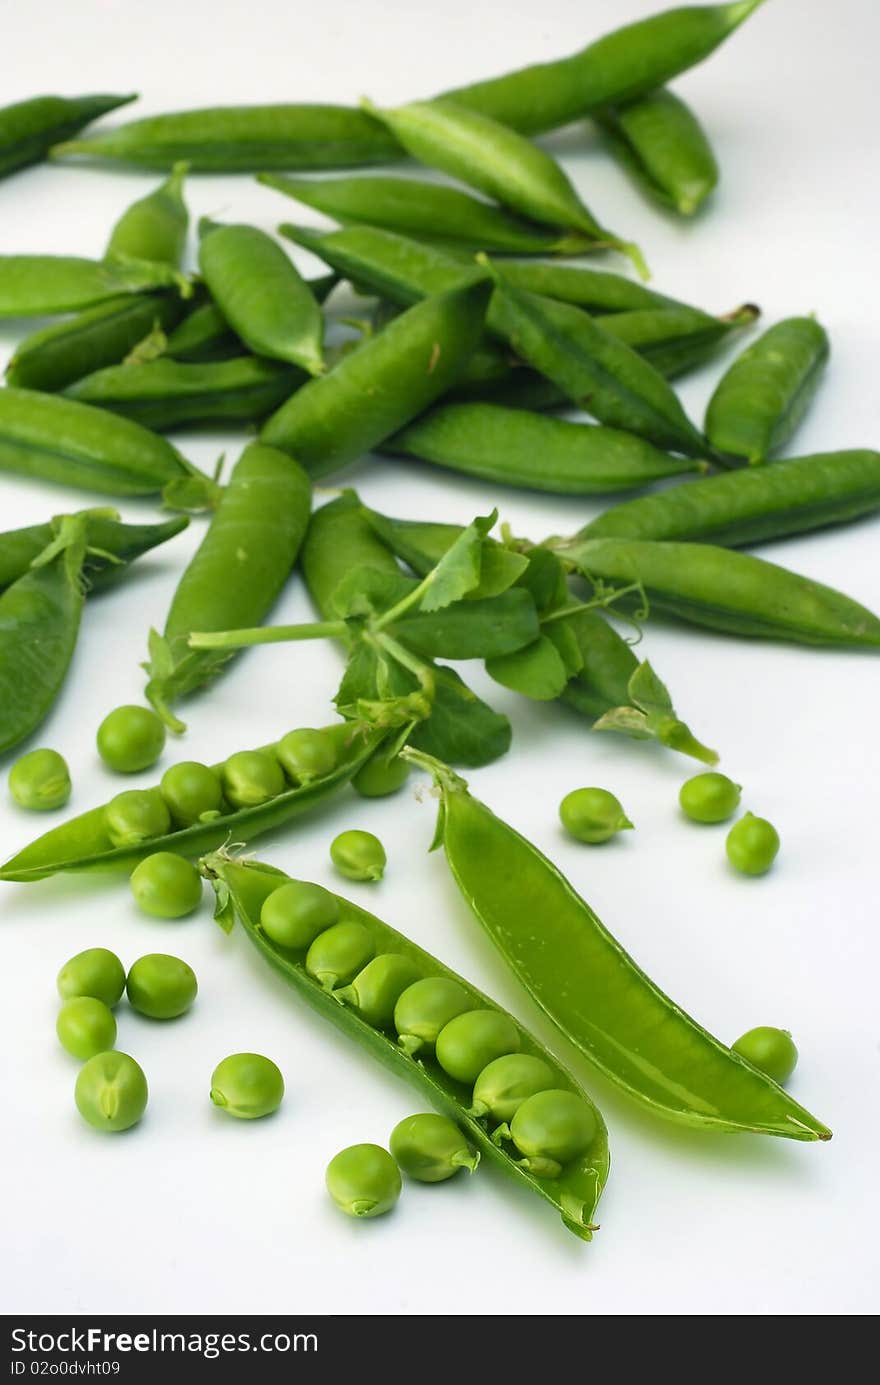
[1,0,878,1317]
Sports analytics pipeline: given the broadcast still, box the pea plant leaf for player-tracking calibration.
[544,620,584,679]
[486,635,570,701]
[515,547,570,615]
[364,505,528,597]
[418,510,499,612]
[408,667,512,767]
[330,564,417,621]
[392,588,539,660]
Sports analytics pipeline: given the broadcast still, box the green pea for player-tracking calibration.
[559,786,633,844]
[469,1053,556,1123]
[325,1143,401,1219]
[305,921,374,991]
[96,703,166,773]
[507,1090,597,1177]
[726,812,780,876]
[732,1026,798,1085]
[126,952,197,1019]
[390,1113,479,1183]
[221,749,285,809]
[56,996,117,1060]
[129,851,203,919]
[330,829,386,882]
[679,771,742,824]
[352,754,410,799]
[394,977,472,1057]
[337,954,422,1028]
[57,947,126,1007]
[276,727,337,784]
[159,760,224,826]
[105,788,172,848]
[435,1009,521,1086]
[209,1052,285,1119]
[260,879,339,950]
[75,1051,148,1133]
[9,748,71,810]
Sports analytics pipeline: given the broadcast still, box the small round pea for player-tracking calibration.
[260,879,339,950]
[221,749,285,809]
[394,977,473,1057]
[129,852,203,919]
[74,1052,148,1133]
[56,997,117,1060]
[508,1090,597,1177]
[679,772,742,824]
[469,1053,556,1123]
[97,704,166,773]
[435,1009,521,1086]
[126,953,197,1019]
[9,748,71,811]
[325,1143,401,1219]
[210,1053,285,1119]
[159,760,224,827]
[105,789,171,849]
[337,954,423,1028]
[330,829,386,882]
[726,812,780,876]
[276,727,337,784]
[352,754,410,799]
[390,1113,479,1183]
[559,787,633,844]
[57,947,126,1007]
[305,921,374,991]
[732,1026,798,1085]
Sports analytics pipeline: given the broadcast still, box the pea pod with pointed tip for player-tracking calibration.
[0,511,188,595]
[105,163,190,267]
[596,88,719,216]
[0,93,136,178]
[0,254,189,318]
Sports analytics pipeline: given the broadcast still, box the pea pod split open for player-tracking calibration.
[406,752,830,1143]
[201,853,609,1242]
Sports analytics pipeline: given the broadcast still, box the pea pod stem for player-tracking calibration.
[189,619,347,650]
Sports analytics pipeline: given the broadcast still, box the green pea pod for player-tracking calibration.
[487,272,707,458]
[407,751,830,1143]
[163,300,242,362]
[261,277,492,476]
[0,511,187,595]
[601,303,759,376]
[597,88,719,216]
[105,163,189,267]
[198,221,325,375]
[0,93,136,178]
[144,443,311,731]
[65,356,303,431]
[5,292,187,392]
[706,317,831,465]
[0,389,219,510]
[0,721,382,883]
[559,535,880,648]
[0,255,189,317]
[202,853,610,1242]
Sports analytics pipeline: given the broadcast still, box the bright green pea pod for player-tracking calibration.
[0,255,189,317]
[558,535,880,648]
[705,317,831,465]
[597,88,719,216]
[601,303,759,375]
[0,721,382,883]
[203,853,609,1243]
[407,751,830,1143]
[302,492,405,627]
[65,356,303,431]
[198,221,325,375]
[0,511,187,595]
[260,277,493,476]
[0,93,136,178]
[105,163,189,267]
[163,300,242,362]
[144,443,311,731]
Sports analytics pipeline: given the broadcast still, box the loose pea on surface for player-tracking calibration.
[57,947,127,1007]
[394,977,473,1057]
[74,1051,148,1133]
[210,1052,285,1119]
[507,1089,597,1177]
[9,748,71,811]
[221,749,286,809]
[726,812,780,876]
[329,829,386,882]
[56,996,117,1060]
[276,727,337,784]
[390,1113,479,1183]
[105,789,172,849]
[129,851,203,919]
[337,953,422,1028]
[469,1053,556,1123]
[305,920,374,990]
[325,1143,402,1219]
[159,760,224,826]
[732,1026,798,1085]
[352,754,410,798]
[435,1009,521,1086]
[97,704,166,773]
[679,771,741,824]
[126,953,197,1019]
[260,879,339,950]
[559,787,633,844]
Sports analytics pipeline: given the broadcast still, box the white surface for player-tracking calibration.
[1,0,878,1318]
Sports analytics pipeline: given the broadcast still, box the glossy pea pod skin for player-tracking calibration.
[409,753,830,1142]
[706,317,831,465]
[260,277,492,476]
[162,274,336,366]
[0,255,187,318]
[198,221,325,375]
[597,88,719,216]
[105,163,189,267]
[601,303,760,379]
[144,443,311,731]
[0,511,188,595]
[0,93,136,178]
[301,492,404,631]
[203,854,610,1242]
[0,720,384,882]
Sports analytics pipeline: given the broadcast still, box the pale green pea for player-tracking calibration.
[352,754,409,798]
[506,1089,597,1177]
[276,727,337,784]
[9,748,71,810]
[221,749,285,809]
[679,772,741,824]
[210,1052,285,1119]
[435,1009,520,1086]
[559,786,633,844]
[74,1052,148,1132]
[336,953,422,1028]
[726,812,780,875]
[330,829,386,881]
[260,879,339,949]
[325,1143,401,1218]
[394,977,472,1057]
[57,947,126,1007]
[97,704,166,773]
[305,920,374,991]
[390,1113,479,1183]
[469,1053,556,1123]
[56,996,117,1060]
[732,1027,798,1085]
[105,789,171,848]
[129,851,203,919]
[159,760,223,826]
[126,952,197,1019]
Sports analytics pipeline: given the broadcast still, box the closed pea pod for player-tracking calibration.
[600,302,759,379]
[162,299,242,363]
[0,255,187,317]
[597,88,719,216]
[0,511,188,596]
[105,163,189,267]
[390,1113,479,1182]
[0,92,136,179]
[337,954,423,1028]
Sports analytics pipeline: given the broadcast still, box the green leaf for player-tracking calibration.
[486,636,569,700]
[331,565,416,620]
[471,543,529,598]
[592,705,652,739]
[627,659,673,715]
[419,510,497,612]
[393,589,539,660]
[143,627,175,682]
[544,620,584,678]
[335,643,382,712]
[516,548,569,614]
[409,667,511,767]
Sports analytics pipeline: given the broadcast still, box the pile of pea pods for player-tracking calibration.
[1,0,867,1240]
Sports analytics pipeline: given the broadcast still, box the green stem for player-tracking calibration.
[370,631,436,699]
[188,619,347,651]
[370,571,438,633]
